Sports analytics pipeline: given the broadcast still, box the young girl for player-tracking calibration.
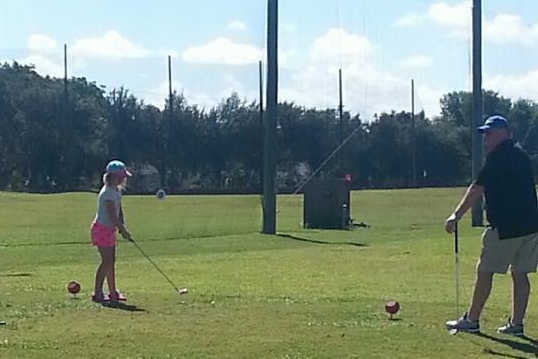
[90,160,132,303]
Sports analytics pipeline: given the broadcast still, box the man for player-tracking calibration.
[445,114,538,336]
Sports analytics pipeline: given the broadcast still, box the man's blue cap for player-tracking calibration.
[477,115,509,133]
[106,160,132,176]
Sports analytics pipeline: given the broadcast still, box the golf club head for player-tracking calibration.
[178,288,188,295]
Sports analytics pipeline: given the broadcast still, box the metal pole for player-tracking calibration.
[339,68,344,175]
[164,55,173,190]
[63,43,68,190]
[263,0,278,234]
[411,79,416,187]
[454,223,460,317]
[259,60,264,194]
[168,55,173,115]
[64,44,68,100]
[471,0,484,226]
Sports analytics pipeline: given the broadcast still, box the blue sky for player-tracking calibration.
[2,0,538,119]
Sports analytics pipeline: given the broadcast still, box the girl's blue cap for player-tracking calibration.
[106,160,132,176]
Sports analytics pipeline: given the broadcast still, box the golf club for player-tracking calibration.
[448,222,460,335]
[455,222,459,318]
[129,237,188,295]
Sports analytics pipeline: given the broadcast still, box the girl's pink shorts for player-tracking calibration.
[90,221,116,247]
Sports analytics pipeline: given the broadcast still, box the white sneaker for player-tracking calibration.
[446,313,480,333]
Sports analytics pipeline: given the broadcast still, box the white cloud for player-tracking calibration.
[227,20,247,31]
[15,30,150,77]
[394,2,470,33]
[428,1,471,38]
[425,2,538,46]
[144,79,183,109]
[160,49,179,59]
[394,13,426,27]
[282,23,297,33]
[143,74,257,110]
[182,37,263,65]
[485,70,538,102]
[13,31,151,78]
[21,54,64,77]
[188,73,258,110]
[7,33,64,77]
[309,28,373,66]
[71,30,150,60]
[484,14,538,46]
[400,55,433,69]
[280,28,443,119]
[27,34,58,53]
[414,85,444,117]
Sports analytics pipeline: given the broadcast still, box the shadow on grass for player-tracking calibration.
[100,301,146,312]
[0,272,32,277]
[1,232,255,248]
[276,233,367,247]
[3,241,87,247]
[473,332,538,358]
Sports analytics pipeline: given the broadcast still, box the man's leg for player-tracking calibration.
[468,270,494,322]
[446,270,493,332]
[511,271,530,325]
[447,228,504,332]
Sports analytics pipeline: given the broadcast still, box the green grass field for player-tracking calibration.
[1,188,538,358]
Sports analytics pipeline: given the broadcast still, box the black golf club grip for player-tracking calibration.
[454,223,458,254]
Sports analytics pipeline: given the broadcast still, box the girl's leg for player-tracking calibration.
[104,246,116,295]
[95,246,115,297]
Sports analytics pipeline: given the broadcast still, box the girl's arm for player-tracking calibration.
[119,205,125,225]
[105,200,131,239]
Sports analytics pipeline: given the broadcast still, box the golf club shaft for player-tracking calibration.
[455,223,459,318]
[131,239,180,292]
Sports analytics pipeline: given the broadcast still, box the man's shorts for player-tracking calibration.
[477,227,538,274]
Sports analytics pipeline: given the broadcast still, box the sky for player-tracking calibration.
[2,0,538,120]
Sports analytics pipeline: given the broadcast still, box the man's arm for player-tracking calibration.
[445,183,484,233]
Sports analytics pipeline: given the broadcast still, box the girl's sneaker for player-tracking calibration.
[108,290,127,302]
[91,293,105,303]
[497,319,524,337]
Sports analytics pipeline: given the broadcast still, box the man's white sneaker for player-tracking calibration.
[446,313,480,333]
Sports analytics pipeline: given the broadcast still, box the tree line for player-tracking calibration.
[2,62,538,194]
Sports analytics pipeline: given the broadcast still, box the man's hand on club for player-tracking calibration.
[445,213,458,234]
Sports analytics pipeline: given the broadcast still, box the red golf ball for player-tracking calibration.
[385,300,400,314]
[67,280,81,294]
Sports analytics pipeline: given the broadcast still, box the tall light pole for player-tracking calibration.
[338,68,344,174]
[262,0,278,234]
[472,0,484,226]
[411,79,416,187]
